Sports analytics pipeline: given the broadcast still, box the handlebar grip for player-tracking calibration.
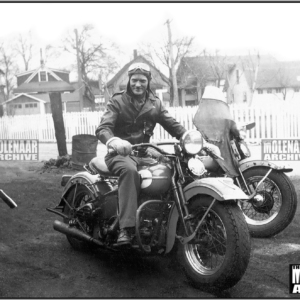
[0,190,17,208]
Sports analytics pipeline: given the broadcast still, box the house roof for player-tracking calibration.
[177,55,277,88]
[255,61,300,89]
[106,55,169,88]
[16,67,70,78]
[13,81,75,94]
[3,93,50,104]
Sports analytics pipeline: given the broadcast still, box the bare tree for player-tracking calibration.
[0,44,18,100]
[14,31,34,71]
[62,24,119,82]
[139,35,195,106]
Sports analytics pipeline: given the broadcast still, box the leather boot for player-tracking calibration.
[117,228,132,246]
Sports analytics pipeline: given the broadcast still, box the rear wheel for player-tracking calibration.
[177,197,250,291]
[63,185,95,251]
[239,167,297,238]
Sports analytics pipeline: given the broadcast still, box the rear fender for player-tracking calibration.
[58,172,100,207]
[183,177,249,202]
[239,159,293,173]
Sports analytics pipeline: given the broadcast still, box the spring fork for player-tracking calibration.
[171,161,189,236]
[177,198,216,245]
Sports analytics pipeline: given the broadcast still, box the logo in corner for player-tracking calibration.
[290,264,300,293]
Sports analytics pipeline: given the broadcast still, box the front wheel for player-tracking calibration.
[239,167,297,238]
[177,197,251,291]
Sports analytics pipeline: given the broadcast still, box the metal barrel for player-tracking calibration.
[71,134,98,170]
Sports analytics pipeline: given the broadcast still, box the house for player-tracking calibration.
[177,54,278,105]
[62,81,96,112]
[249,61,300,105]
[105,51,170,107]
[3,59,75,115]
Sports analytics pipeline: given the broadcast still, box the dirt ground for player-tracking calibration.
[1,160,300,298]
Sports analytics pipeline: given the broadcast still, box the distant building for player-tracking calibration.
[176,54,286,105]
[4,59,75,115]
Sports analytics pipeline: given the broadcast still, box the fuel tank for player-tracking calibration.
[138,163,172,196]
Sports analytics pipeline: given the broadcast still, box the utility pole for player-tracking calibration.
[165,19,179,107]
[75,28,84,112]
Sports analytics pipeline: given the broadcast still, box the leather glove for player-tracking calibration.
[107,138,132,156]
[146,147,170,163]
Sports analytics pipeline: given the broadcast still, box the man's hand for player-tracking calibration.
[146,147,170,163]
[107,138,132,156]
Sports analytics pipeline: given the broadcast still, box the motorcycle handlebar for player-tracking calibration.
[107,143,170,156]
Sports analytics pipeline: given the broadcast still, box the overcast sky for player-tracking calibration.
[1,2,300,78]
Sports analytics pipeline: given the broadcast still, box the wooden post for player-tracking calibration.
[49,92,68,156]
[165,19,179,107]
[75,29,84,112]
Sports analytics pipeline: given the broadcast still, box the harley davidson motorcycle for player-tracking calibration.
[193,86,297,238]
[0,189,17,208]
[47,131,251,291]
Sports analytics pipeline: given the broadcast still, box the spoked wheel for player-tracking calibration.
[239,167,297,238]
[177,197,251,291]
[63,185,95,251]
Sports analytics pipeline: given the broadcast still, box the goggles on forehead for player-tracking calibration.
[128,63,151,74]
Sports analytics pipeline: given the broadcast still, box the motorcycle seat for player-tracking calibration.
[89,157,113,177]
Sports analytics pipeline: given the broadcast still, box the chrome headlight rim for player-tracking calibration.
[180,130,203,155]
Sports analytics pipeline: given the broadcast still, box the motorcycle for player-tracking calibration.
[47,132,251,292]
[193,87,297,238]
[0,189,17,208]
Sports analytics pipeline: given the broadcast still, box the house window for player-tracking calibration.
[267,89,272,94]
[257,89,263,94]
[14,104,22,109]
[25,103,37,108]
[275,88,282,93]
[185,88,196,95]
[236,70,239,84]
[40,71,47,82]
[243,92,247,102]
[294,88,299,93]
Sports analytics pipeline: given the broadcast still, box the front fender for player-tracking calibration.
[58,172,100,206]
[239,159,293,173]
[183,177,249,202]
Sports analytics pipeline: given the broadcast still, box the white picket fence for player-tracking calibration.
[1,103,300,143]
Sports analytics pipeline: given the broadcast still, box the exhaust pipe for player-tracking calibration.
[0,190,17,208]
[53,220,104,248]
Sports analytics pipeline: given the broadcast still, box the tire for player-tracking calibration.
[177,197,251,292]
[239,167,297,238]
[63,185,95,251]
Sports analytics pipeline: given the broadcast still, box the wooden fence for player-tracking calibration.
[1,103,300,143]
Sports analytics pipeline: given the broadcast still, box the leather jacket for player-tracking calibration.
[96,90,186,145]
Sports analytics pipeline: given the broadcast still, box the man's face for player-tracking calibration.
[129,74,148,97]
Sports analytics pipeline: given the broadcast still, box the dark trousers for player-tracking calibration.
[105,154,154,229]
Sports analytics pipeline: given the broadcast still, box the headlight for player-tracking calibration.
[188,158,206,176]
[239,142,251,157]
[180,130,203,155]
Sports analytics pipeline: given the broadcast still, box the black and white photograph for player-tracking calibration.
[0,2,300,298]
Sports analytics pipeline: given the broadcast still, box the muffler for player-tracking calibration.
[53,220,104,248]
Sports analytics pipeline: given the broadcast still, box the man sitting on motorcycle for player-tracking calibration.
[95,62,186,246]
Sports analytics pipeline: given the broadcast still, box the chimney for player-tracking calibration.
[40,48,45,68]
[133,49,138,59]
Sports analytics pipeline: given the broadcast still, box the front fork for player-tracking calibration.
[171,159,216,245]
[236,167,273,200]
